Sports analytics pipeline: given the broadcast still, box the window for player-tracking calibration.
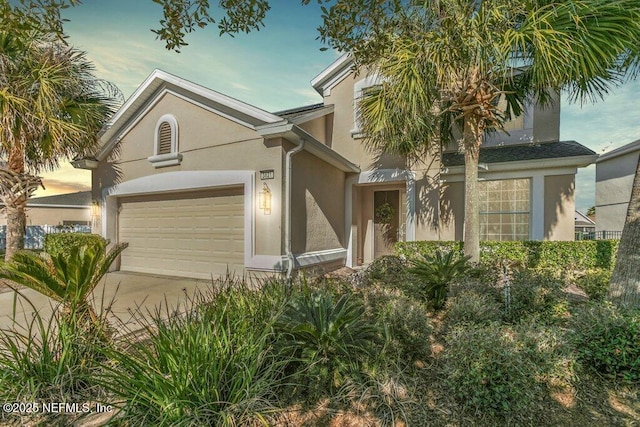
[479,178,530,241]
[352,74,380,137]
[148,114,182,167]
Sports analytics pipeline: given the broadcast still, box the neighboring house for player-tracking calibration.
[77,55,597,279]
[0,191,92,227]
[574,210,596,237]
[595,139,640,233]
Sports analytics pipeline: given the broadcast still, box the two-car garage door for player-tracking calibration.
[118,187,244,279]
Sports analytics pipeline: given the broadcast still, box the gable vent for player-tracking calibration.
[157,121,172,155]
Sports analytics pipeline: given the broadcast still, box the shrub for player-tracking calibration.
[575,269,612,301]
[572,304,640,382]
[443,322,574,417]
[502,269,567,324]
[363,255,409,285]
[395,240,619,272]
[43,233,106,258]
[408,250,470,309]
[274,287,381,392]
[359,285,432,363]
[445,289,503,327]
[98,281,285,426]
[0,297,108,406]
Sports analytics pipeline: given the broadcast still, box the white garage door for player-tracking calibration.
[118,187,244,279]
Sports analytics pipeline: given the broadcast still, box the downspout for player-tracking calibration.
[285,139,306,278]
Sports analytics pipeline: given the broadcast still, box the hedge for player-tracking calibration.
[43,233,107,258]
[395,240,619,271]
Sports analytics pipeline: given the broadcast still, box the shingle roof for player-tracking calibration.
[27,191,91,207]
[442,140,596,167]
[273,103,326,120]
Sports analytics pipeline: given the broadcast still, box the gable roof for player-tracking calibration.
[442,140,597,168]
[24,191,91,208]
[596,138,640,163]
[575,210,596,226]
[311,53,353,96]
[96,69,284,161]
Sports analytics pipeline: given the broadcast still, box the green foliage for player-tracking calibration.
[502,269,567,324]
[43,233,106,258]
[0,295,108,406]
[572,304,640,382]
[396,240,619,272]
[575,269,612,301]
[363,255,409,284]
[446,289,503,328]
[0,241,126,326]
[359,285,432,363]
[408,250,470,309]
[444,322,574,417]
[98,281,286,426]
[274,287,381,392]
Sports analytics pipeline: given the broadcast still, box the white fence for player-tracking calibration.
[0,225,91,250]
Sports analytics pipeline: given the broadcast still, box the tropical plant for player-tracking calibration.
[609,154,640,308]
[0,26,119,260]
[0,241,127,328]
[409,250,470,309]
[97,281,286,426]
[274,287,381,391]
[318,0,640,262]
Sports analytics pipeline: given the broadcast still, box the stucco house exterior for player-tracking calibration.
[78,55,597,279]
[0,191,91,227]
[595,139,640,233]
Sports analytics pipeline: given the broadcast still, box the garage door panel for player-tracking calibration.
[118,189,244,279]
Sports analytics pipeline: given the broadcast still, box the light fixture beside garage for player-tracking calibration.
[259,182,272,215]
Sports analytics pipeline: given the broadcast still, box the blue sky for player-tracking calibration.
[38,0,640,214]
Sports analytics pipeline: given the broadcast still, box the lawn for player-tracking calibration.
[0,250,638,426]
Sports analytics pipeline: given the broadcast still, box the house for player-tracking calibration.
[595,139,640,234]
[574,210,596,239]
[77,55,597,279]
[0,191,92,227]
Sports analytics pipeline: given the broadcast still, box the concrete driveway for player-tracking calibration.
[0,271,211,334]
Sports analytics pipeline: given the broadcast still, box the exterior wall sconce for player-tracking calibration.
[91,200,100,218]
[259,183,272,215]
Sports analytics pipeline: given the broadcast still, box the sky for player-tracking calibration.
[34,0,640,214]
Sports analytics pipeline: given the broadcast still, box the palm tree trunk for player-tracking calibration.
[463,115,483,263]
[608,154,640,308]
[4,203,26,260]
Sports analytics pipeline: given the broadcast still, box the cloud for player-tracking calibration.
[231,82,250,91]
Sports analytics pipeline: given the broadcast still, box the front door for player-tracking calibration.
[373,190,400,258]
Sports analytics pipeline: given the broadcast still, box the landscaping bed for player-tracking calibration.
[0,245,638,426]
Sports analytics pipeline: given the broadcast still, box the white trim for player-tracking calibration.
[597,139,640,162]
[311,53,353,96]
[345,169,416,267]
[351,74,381,135]
[531,175,545,240]
[98,69,281,160]
[101,170,283,272]
[442,166,578,183]
[147,152,183,168]
[442,154,597,177]
[293,248,347,268]
[26,204,90,209]
[153,114,179,155]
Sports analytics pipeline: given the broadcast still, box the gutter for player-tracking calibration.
[285,139,306,278]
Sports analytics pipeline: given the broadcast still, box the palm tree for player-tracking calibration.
[326,0,640,262]
[0,30,119,260]
[608,155,640,308]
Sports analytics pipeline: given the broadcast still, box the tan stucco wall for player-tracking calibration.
[94,94,285,257]
[0,207,90,227]
[291,150,346,254]
[438,181,464,241]
[323,73,406,170]
[596,150,639,232]
[298,115,330,146]
[544,174,575,241]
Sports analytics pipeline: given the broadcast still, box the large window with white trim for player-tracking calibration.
[479,178,530,241]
